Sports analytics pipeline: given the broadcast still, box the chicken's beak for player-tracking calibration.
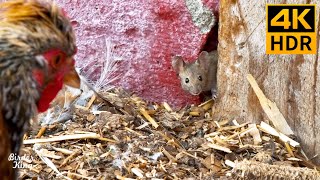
[64,68,80,88]
[63,58,80,88]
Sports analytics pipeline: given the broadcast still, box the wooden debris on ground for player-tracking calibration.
[247,74,294,136]
[19,85,320,179]
[229,160,320,180]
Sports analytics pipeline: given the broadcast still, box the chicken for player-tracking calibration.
[0,0,80,179]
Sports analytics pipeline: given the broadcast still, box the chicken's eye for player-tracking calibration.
[185,78,189,84]
[55,55,61,64]
[52,54,64,68]
[198,76,202,81]
[54,54,62,65]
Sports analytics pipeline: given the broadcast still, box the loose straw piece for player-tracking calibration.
[86,94,96,110]
[199,99,214,111]
[24,133,117,145]
[259,122,299,147]
[125,127,143,136]
[163,102,173,112]
[206,143,232,153]
[36,126,47,138]
[189,111,201,116]
[139,108,159,128]
[162,147,177,162]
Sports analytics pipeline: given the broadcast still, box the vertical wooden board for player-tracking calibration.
[315,45,320,163]
[217,0,251,120]
[287,54,316,161]
[313,0,320,164]
[218,0,320,163]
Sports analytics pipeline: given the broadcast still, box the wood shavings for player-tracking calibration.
[37,149,62,159]
[124,127,143,136]
[51,147,73,155]
[248,124,262,145]
[139,107,159,128]
[60,149,81,167]
[162,102,172,112]
[36,126,47,138]
[24,133,116,144]
[33,144,71,180]
[259,121,299,147]
[131,167,144,178]
[189,111,201,116]
[86,94,96,110]
[162,148,177,162]
[198,99,214,111]
[225,160,235,168]
[230,160,320,179]
[19,87,318,179]
[204,143,232,153]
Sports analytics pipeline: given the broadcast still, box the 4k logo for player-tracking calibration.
[266,5,316,54]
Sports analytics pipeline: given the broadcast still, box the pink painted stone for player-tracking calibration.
[57,0,219,107]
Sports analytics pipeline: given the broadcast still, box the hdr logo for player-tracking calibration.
[266,5,316,54]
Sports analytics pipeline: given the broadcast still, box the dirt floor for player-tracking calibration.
[19,87,320,180]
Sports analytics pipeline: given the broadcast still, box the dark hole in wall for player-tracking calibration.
[201,22,219,52]
[198,12,219,102]
[201,9,219,52]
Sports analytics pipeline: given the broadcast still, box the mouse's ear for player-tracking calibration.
[197,51,210,66]
[172,56,185,72]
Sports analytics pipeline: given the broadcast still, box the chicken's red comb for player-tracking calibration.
[61,8,69,18]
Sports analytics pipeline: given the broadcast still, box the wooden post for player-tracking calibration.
[216,0,320,164]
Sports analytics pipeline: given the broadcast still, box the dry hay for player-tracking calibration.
[18,87,320,180]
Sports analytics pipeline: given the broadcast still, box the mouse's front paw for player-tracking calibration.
[211,89,218,100]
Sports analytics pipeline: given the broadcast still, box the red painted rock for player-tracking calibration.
[57,0,219,107]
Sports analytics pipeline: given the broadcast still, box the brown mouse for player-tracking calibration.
[172,51,218,99]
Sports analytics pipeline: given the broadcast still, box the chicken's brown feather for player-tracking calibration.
[0,0,77,179]
[0,107,15,179]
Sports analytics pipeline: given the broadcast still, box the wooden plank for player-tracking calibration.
[247,74,294,135]
[218,0,320,163]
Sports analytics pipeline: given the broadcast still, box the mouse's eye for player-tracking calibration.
[198,76,202,81]
[185,78,189,84]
